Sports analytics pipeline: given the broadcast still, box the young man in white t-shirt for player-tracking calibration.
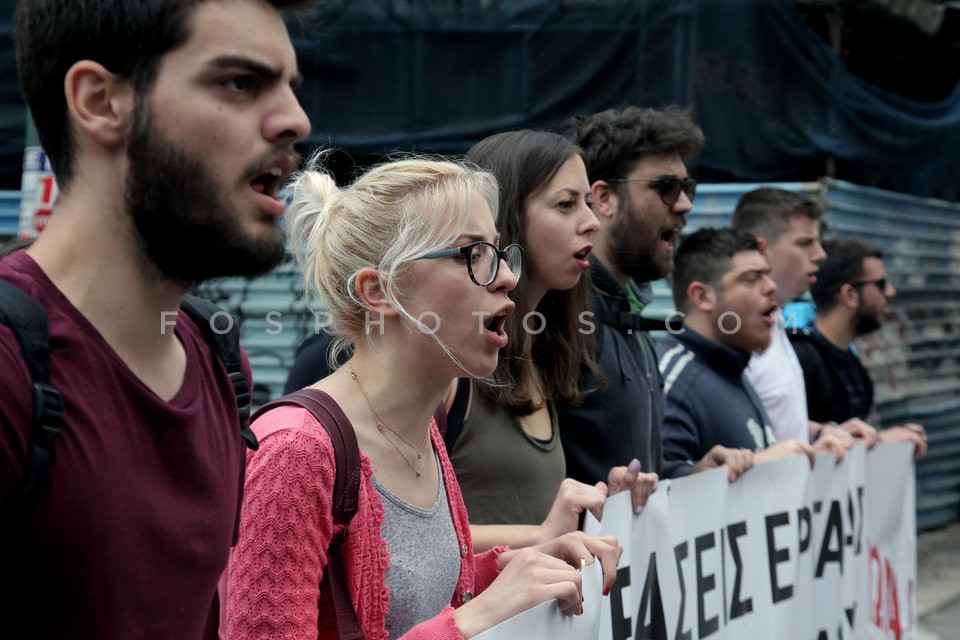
[731,188,878,448]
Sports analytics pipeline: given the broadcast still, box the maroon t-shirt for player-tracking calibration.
[0,251,247,639]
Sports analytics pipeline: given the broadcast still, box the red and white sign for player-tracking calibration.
[18,146,58,238]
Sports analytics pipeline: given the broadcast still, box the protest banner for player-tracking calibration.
[483,443,916,640]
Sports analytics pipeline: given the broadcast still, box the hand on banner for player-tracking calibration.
[454,548,585,636]
[691,445,754,482]
[469,480,608,553]
[839,418,880,448]
[524,531,623,597]
[534,478,608,544]
[811,431,849,462]
[755,439,817,466]
[816,422,856,449]
[607,458,659,514]
[879,423,928,459]
[456,533,621,635]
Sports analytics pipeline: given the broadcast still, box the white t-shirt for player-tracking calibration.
[744,311,810,443]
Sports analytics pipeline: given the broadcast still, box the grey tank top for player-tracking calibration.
[372,454,460,638]
[449,382,566,525]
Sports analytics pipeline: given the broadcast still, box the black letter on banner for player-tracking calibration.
[727,521,752,619]
[674,541,691,640]
[765,512,793,603]
[636,552,668,640]
[853,486,864,555]
[609,565,632,640]
[857,486,864,554]
[797,506,812,555]
[846,490,857,550]
[816,500,844,577]
[695,533,719,638]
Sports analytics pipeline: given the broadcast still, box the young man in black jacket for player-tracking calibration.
[790,237,927,458]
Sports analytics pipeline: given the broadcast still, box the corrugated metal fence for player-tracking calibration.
[818,179,960,531]
[3,180,958,529]
[0,191,20,238]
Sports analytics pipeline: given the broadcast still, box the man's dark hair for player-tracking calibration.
[14,0,316,189]
[731,187,823,244]
[810,237,884,312]
[561,105,704,185]
[467,129,601,413]
[671,227,760,313]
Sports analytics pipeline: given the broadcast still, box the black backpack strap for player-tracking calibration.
[252,389,364,639]
[178,295,258,451]
[432,400,448,439]
[442,378,470,452]
[594,308,683,333]
[0,280,65,503]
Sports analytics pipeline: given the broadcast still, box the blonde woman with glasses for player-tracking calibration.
[220,154,622,639]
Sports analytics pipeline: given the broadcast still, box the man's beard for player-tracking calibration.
[606,197,672,284]
[125,108,287,285]
[853,303,883,337]
[716,309,771,355]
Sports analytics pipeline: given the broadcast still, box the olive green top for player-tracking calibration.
[449,381,566,525]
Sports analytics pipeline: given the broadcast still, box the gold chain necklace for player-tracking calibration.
[350,369,430,478]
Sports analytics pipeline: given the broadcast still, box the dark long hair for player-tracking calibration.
[467,129,602,414]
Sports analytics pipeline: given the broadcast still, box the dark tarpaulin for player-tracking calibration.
[292,0,960,200]
[290,0,650,153]
[1,0,958,200]
[1,0,24,189]
[686,0,960,200]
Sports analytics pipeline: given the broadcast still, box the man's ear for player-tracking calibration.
[838,283,859,310]
[64,60,134,148]
[355,267,400,318]
[755,236,769,257]
[590,180,618,223]
[687,281,715,313]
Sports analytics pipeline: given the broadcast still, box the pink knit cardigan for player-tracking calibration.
[220,405,505,639]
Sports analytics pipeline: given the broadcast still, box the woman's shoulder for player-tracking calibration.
[248,404,353,477]
[252,404,335,444]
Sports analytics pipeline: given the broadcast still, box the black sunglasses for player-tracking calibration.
[606,176,697,206]
[851,277,888,292]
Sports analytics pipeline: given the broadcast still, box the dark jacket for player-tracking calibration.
[283,329,342,394]
[789,327,874,423]
[558,258,664,483]
[656,328,775,479]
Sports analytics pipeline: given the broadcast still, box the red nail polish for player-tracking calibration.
[603,586,610,596]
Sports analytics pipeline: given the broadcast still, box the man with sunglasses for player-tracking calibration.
[558,106,752,502]
[790,238,928,458]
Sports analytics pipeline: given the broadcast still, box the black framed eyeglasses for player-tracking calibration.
[851,277,888,292]
[606,176,697,206]
[417,241,524,286]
